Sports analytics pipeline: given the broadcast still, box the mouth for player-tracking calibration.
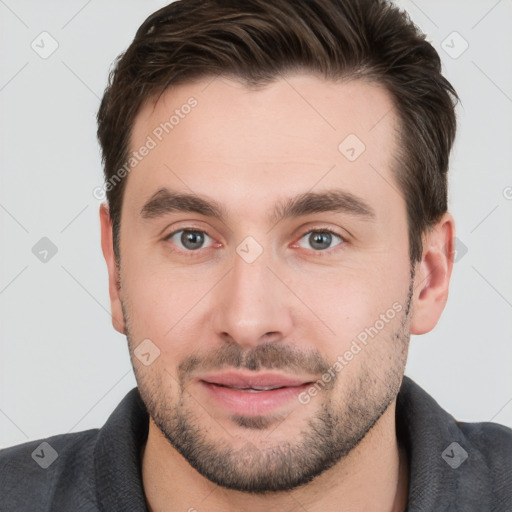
[199,371,313,388]
[207,384,291,392]
[197,371,315,417]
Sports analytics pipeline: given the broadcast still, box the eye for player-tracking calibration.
[296,229,345,252]
[163,227,345,255]
[164,229,214,251]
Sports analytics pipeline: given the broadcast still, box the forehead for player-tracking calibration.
[124,73,403,223]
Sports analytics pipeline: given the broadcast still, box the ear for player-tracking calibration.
[410,212,456,335]
[99,203,126,335]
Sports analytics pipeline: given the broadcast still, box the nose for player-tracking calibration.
[210,245,294,349]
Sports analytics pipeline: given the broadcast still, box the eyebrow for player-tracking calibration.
[140,187,376,225]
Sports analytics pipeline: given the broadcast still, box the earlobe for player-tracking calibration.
[410,212,456,335]
[99,203,126,335]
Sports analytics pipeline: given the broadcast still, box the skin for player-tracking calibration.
[100,73,455,512]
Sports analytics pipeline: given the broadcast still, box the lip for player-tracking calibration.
[199,371,313,389]
[197,371,315,417]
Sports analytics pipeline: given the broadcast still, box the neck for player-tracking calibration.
[141,400,408,512]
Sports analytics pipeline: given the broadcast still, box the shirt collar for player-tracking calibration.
[396,376,493,511]
[94,387,149,511]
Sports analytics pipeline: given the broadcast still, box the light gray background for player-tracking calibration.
[0,0,511,448]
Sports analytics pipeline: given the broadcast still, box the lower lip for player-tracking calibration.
[200,381,311,416]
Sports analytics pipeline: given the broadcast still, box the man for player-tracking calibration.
[1,0,511,510]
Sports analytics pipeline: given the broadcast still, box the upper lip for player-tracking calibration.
[199,371,314,389]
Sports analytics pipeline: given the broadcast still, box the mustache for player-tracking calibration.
[177,341,333,385]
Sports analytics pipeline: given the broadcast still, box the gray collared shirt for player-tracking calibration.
[1,376,511,511]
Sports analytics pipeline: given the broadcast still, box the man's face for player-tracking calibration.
[115,74,415,492]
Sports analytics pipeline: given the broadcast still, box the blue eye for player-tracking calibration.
[164,229,213,251]
[297,230,344,251]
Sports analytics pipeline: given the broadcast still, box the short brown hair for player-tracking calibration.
[97,0,459,264]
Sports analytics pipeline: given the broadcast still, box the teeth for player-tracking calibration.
[231,386,282,391]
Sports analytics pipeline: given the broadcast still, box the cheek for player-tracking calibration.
[306,255,410,354]
[121,256,216,351]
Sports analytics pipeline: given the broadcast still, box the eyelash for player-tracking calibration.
[163,226,346,256]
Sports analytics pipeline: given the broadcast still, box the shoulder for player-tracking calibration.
[0,429,99,511]
[457,420,512,496]
[397,376,512,510]
[458,419,512,458]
